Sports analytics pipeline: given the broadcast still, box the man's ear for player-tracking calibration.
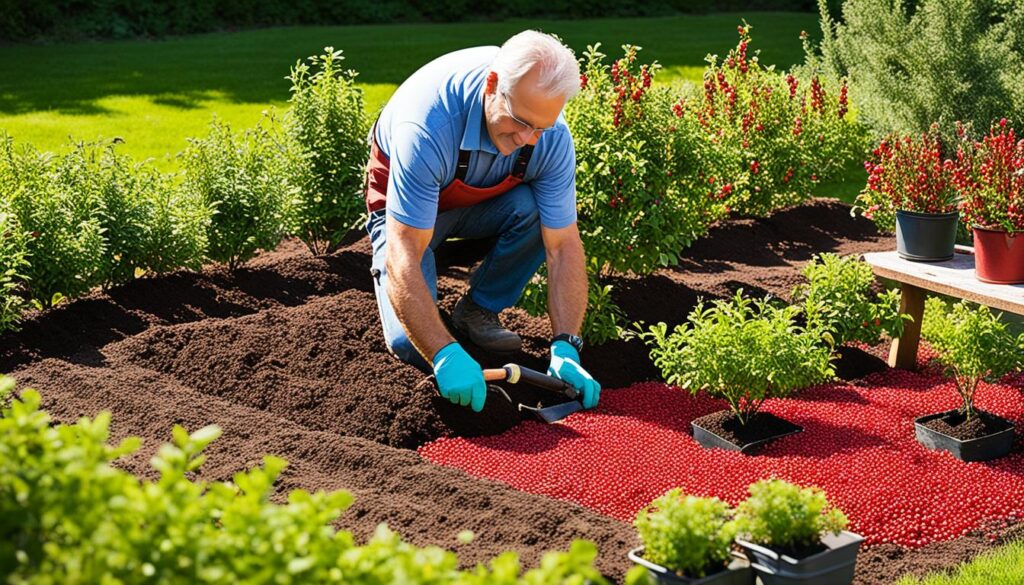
[485,71,498,95]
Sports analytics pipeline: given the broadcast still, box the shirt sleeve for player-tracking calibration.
[386,121,450,229]
[529,128,578,229]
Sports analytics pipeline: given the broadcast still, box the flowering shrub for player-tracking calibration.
[734,479,848,551]
[284,47,369,255]
[676,24,866,217]
[793,253,907,346]
[641,291,834,425]
[854,124,963,231]
[569,43,723,276]
[182,118,293,270]
[0,136,106,306]
[921,298,1024,419]
[955,119,1024,233]
[0,376,607,584]
[633,489,737,578]
[523,43,723,343]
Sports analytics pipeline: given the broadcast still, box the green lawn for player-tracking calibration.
[895,539,1024,585]
[0,13,819,166]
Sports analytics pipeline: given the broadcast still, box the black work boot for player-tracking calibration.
[451,294,522,353]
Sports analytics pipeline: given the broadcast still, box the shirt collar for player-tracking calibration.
[460,83,498,155]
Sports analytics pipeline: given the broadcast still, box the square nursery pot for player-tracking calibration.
[736,531,863,585]
[691,410,803,455]
[915,409,1016,462]
[628,547,754,585]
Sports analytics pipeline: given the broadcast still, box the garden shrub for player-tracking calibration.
[633,488,737,578]
[132,164,210,276]
[0,375,608,584]
[284,47,370,255]
[641,291,835,425]
[522,43,723,343]
[809,0,1024,142]
[675,23,867,217]
[793,253,907,347]
[921,298,1024,419]
[0,201,29,333]
[734,479,848,551]
[181,117,294,269]
[0,136,106,306]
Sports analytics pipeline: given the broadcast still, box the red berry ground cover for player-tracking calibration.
[420,354,1024,548]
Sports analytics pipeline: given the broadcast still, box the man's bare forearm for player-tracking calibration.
[546,237,588,337]
[386,255,455,365]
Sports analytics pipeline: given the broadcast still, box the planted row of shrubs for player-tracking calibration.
[0,27,868,339]
[0,377,608,583]
[0,47,369,331]
[522,26,867,342]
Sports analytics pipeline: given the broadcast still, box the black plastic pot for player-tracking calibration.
[894,209,959,262]
[691,416,803,455]
[914,409,1015,462]
[628,547,754,585]
[736,531,863,585]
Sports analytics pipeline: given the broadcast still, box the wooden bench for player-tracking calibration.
[862,247,1024,370]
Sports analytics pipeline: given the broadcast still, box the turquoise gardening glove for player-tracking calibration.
[432,342,486,412]
[548,340,601,409]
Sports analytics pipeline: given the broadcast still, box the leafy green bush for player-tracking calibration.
[734,479,848,551]
[809,0,1024,142]
[641,291,835,425]
[132,164,210,276]
[0,376,608,584]
[793,253,907,346]
[0,202,29,332]
[0,136,106,306]
[921,298,1024,419]
[284,47,369,255]
[633,489,737,578]
[181,118,293,269]
[676,24,867,217]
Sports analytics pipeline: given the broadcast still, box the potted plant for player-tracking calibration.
[629,489,752,584]
[641,291,834,453]
[954,119,1024,283]
[916,298,1024,461]
[734,480,862,585]
[856,124,961,262]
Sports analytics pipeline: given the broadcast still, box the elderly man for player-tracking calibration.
[364,30,600,413]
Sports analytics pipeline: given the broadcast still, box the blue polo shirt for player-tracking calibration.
[373,46,578,230]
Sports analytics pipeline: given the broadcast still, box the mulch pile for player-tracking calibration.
[2,199,1016,583]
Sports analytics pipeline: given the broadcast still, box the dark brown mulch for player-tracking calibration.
[920,409,1015,441]
[692,410,803,450]
[833,345,890,381]
[4,198,1006,583]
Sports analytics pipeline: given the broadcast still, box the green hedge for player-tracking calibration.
[0,0,839,43]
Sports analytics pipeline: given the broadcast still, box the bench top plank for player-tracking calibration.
[862,249,1024,316]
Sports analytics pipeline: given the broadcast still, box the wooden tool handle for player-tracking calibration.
[483,368,509,382]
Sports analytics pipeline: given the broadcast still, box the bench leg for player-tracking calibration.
[888,283,926,370]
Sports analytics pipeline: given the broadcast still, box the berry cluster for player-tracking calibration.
[955,119,1024,232]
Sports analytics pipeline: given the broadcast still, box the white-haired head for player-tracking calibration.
[491,30,580,101]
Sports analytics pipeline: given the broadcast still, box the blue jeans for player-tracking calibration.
[367,183,545,372]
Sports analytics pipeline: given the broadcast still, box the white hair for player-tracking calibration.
[491,30,580,101]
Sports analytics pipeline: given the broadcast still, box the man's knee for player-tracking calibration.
[503,184,541,232]
[384,328,430,372]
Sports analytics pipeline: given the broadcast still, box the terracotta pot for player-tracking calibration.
[972,226,1024,284]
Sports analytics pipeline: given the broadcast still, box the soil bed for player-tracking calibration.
[921,409,1014,441]
[691,410,803,452]
[3,199,1012,584]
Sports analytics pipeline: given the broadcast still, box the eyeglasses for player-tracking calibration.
[501,91,554,138]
